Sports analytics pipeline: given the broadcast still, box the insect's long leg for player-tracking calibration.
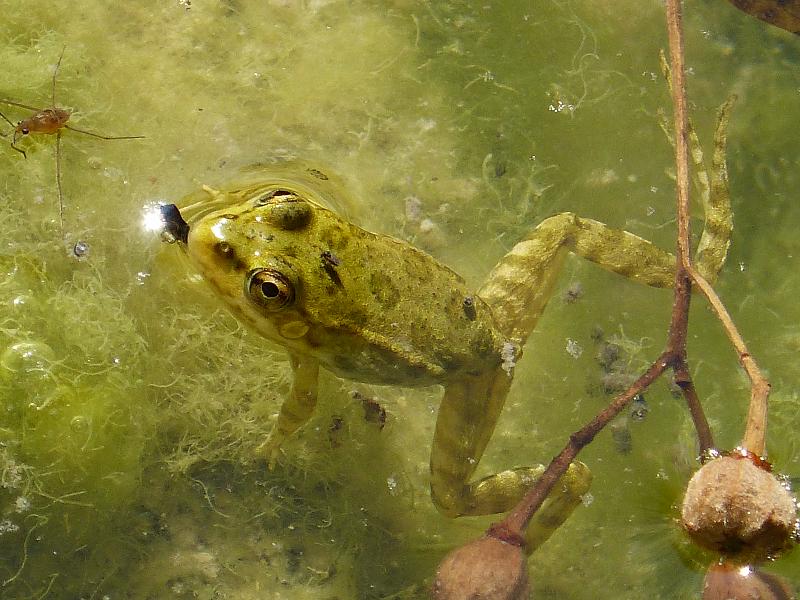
[64,124,145,141]
[0,99,44,112]
[52,46,66,107]
[1,102,35,157]
[2,113,27,158]
[0,109,26,156]
[0,109,14,128]
[11,137,26,158]
[0,108,25,156]
[55,130,64,236]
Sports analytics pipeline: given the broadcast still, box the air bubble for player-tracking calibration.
[73,240,89,258]
[70,415,91,434]
[10,295,29,308]
[1,341,56,375]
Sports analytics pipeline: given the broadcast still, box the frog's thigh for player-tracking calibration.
[259,352,319,466]
[430,370,539,517]
[479,212,676,342]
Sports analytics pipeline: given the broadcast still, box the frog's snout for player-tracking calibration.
[160,204,190,244]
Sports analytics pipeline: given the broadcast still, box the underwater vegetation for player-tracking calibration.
[0,0,798,598]
[0,233,150,595]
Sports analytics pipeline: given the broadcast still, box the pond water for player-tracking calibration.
[0,0,797,598]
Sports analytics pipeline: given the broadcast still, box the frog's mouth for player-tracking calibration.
[160,203,190,244]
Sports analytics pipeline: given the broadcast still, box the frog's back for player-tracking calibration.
[293,207,506,384]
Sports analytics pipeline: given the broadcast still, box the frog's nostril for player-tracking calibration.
[160,204,190,244]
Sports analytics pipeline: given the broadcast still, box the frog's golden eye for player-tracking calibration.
[246,268,294,311]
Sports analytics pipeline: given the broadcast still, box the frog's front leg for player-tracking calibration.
[258,352,319,468]
[430,369,592,550]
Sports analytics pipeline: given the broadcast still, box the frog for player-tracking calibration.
[161,146,731,548]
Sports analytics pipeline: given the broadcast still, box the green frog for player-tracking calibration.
[161,151,731,548]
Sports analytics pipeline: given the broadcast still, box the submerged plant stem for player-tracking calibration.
[436,1,777,593]
[489,0,720,548]
[686,264,771,456]
[663,0,714,454]
[665,0,769,456]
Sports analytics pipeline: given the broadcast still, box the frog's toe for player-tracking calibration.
[256,434,284,470]
[525,461,592,552]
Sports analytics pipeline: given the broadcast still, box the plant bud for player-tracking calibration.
[432,535,530,600]
[702,562,794,600]
[682,453,798,562]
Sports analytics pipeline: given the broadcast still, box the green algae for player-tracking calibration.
[0,0,798,598]
[0,252,150,596]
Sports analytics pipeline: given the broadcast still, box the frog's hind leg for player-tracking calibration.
[258,352,319,468]
[479,93,733,345]
[658,50,735,284]
[478,212,678,344]
[431,369,591,550]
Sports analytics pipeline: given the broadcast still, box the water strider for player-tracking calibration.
[0,47,144,238]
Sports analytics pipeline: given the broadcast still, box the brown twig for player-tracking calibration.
[488,0,713,545]
[685,264,771,455]
[665,0,692,269]
[663,0,715,454]
[492,356,670,538]
[665,0,770,455]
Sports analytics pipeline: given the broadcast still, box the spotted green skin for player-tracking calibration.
[188,189,505,388]
[174,150,730,548]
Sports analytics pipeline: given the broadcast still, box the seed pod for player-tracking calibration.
[681,453,798,562]
[702,562,794,600]
[432,535,529,600]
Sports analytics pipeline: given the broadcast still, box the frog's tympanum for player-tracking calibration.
[162,159,731,549]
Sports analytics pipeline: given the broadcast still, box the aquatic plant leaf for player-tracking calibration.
[727,0,800,35]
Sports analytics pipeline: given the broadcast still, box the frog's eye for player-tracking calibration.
[254,189,295,206]
[252,190,312,230]
[246,268,294,311]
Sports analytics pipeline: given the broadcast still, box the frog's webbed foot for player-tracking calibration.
[524,461,591,551]
[658,49,735,284]
[478,62,733,345]
[695,95,735,283]
[430,373,592,550]
[257,353,319,469]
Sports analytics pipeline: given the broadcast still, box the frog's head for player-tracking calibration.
[162,187,324,341]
